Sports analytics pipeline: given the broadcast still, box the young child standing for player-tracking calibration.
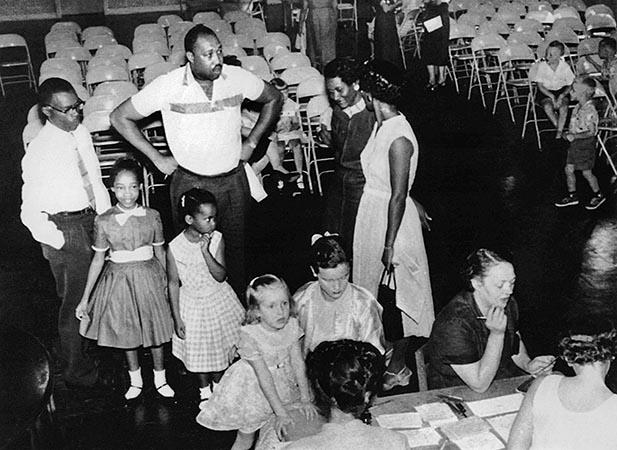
[534,40,576,139]
[554,77,605,210]
[197,275,316,450]
[167,188,245,405]
[75,157,175,401]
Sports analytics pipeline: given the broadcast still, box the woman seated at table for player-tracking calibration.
[508,318,617,450]
[293,234,385,356]
[284,340,409,449]
[427,249,554,392]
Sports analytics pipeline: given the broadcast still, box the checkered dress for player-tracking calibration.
[170,231,245,372]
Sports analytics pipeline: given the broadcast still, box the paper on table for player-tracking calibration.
[452,431,505,450]
[466,393,524,417]
[415,402,459,427]
[439,416,491,441]
[375,412,422,429]
[400,427,443,448]
[487,413,517,442]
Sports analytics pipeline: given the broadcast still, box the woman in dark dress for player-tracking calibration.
[372,0,404,69]
[418,0,449,89]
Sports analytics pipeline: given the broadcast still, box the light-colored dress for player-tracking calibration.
[169,230,245,372]
[196,318,303,434]
[80,206,173,348]
[293,281,385,355]
[353,114,434,338]
[530,374,617,450]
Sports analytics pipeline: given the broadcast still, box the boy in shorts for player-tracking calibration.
[554,77,605,210]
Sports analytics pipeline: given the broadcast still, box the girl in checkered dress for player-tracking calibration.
[167,188,245,404]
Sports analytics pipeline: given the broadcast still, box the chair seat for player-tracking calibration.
[0,61,29,67]
[506,79,529,87]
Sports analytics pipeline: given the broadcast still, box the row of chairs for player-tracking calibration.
[0,34,36,96]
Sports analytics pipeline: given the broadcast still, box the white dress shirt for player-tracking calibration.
[21,121,111,249]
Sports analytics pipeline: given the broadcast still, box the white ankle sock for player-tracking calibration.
[153,369,174,398]
[125,368,143,400]
[199,385,213,400]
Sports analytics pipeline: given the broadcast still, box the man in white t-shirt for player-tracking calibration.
[111,25,282,297]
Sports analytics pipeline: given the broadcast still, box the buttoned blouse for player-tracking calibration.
[21,122,111,249]
[534,59,575,91]
[131,64,265,176]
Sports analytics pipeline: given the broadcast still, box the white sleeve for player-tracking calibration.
[234,66,265,101]
[131,72,173,117]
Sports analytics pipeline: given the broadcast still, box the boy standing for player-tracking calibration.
[555,77,605,210]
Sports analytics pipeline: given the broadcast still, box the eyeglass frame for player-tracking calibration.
[44,100,84,114]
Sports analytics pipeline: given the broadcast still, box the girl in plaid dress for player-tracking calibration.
[167,188,245,404]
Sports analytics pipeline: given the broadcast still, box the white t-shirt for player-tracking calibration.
[533,59,575,91]
[131,64,264,176]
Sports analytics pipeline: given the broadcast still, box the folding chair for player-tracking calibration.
[83,94,122,117]
[270,52,311,74]
[86,64,130,94]
[478,19,510,38]
[296,75,326,111]
[497,2,526,19]
[168,21,195,49]
[587,15,617,38]
[82,26,114,41]
[0,34,36,95]
[56,46,91,77]
[50,21,82,37]
[23,121,44,150]
[134,23,166,40]
[585,4,615,20]
[507,30,543,55]
[564,0,586,13]
[513,18,544,35]
[39,68,83,89]
[223,46,248,58]
[128,52,165,88]
[525,10,555,30]
[468,4,496,20]
[468,33,507,107]
[449,0,475,19]
[158,14,183,30]
[93,80,138,101]
[221,34,256,54]
[45,31,79,48]
[545,28,580,67]
[493,43,535,121]
[552,5,579,20]
[526,0,553,13]
[88,55,127,71]
[96,44,132,61]
[522,61,558,149]
[248,0,266,21]
[206,20,235,39]
[40,58,82,80]
[457,12,484,29]
[302,95,334,195]
[575,38,602,76]
[337,0,358,30]
[193,11,222,24]
[281,66,322,99]
[143,61,177,85]
[238,55,273,80]
[263,43,291,62]
[256,32,292,51]
[84,35,118,55]
[223,10,251,26]
[448,22,477,93]
[132,37,170,59]
[235,18,268,34]
[552,17,586,39]
[398,8,423,63]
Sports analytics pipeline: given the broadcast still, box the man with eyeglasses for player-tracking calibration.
[111,24,282,298]
[21,77,111,390]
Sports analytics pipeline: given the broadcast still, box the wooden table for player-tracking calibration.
[370,375,530,449]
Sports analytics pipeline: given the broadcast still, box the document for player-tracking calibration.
[415,402,459,427]
[375,412,422,429]
[466,393,524,417]
[487,413,517,442]
[423,15,443,33]
[440,416,491,441]
[452,431,504,450]
[400,427,443,448]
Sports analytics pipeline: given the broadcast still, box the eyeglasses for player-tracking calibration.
[45,100,84,114]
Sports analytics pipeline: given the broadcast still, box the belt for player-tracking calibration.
[52,207,94,217]
[178,163,242,179]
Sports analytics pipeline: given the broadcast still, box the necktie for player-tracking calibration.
[72,133,96,210]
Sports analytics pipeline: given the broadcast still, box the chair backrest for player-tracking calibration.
[45,31,78,46]
[0,33,28,50]
[526,10,554,24]
[46,38,81,57]
[585,4,615,20]
[256,32,292,50]
[223,10,251,24]
[471,32,507,52]
[586,14,617,33]
[468,4,495,19]
[193,11,222,23]
[553,5,579,20]
[238,55,272,80]
[458,12,484,28]
[478,18,510,36]
[169,48,187,66]
[498,42,535,62]
[514,18,544,33]
[83,94,121,116]
[205,19,234,36]
[96,44,132,61]
[83,110,112,132]
[222,33,255,50]
[576,53,602,74]
[134,23,165,38]
[50,21,81,35]
[56,46,92,62]
[449,23,477,40]
[527,0,552,12]
[263,43,291,61]
[93,80,138,99]
[494,10,520,25]
[507,30,543,47]
[270,52,312,72]
[26,104,43,124]
[552,17,585,34]
[23,121,44,149]
[223,45,248,58]
[497,2,526,17]
[536,39,571,58]
[544,27,579,45]
[128,52,165,72]
[132,39,170,58]
[86,64,129,86]
[296,75,326,99]
[235,27,267,42]
[157,14,183,29]
[577,37,601,57]
[88,55,127,71]
[168,21,194,41]
[564,0,586,12]
[143,61,177,85]
[84,34,118,52]
[281,66,322,86]
[82,26,114,41]
[40,58,82,77]
[305,94,330,119]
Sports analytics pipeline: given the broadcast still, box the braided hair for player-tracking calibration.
[307,340,385,421]
[359,59,406,107]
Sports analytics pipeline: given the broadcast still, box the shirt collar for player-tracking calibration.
[183,63,228,87]
[342,97,366,118]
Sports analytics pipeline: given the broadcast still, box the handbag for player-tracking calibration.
[377,268,404,342]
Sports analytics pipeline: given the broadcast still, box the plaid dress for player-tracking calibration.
[170,230,245,372]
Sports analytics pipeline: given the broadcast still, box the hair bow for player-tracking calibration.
[311,231,340,246]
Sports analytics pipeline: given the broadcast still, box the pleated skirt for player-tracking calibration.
[80,259,173,349]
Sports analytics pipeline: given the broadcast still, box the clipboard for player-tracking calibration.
[423,15,443,32]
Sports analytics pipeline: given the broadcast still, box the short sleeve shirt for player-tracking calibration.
[237,318,303,367]
[569,100,598,135]
[92,206,164,252]
[427,290,524,389]
[131,64,264,176]
[534,59,575,91]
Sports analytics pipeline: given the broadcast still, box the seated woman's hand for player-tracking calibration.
[485,306,507,335]
[526,355,556,375]
[297,401,318,421]
[274,412,294,440]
